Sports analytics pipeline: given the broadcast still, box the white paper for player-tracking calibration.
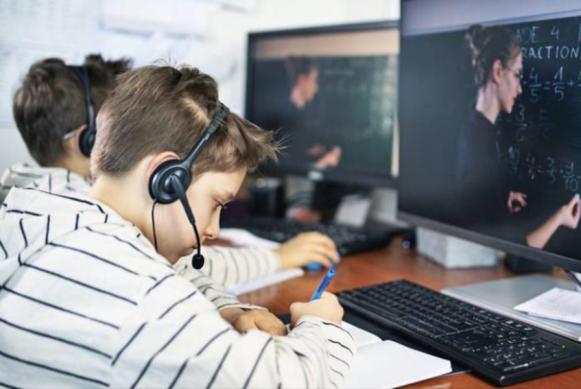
[218,228,281,249]
[342,321,382,348]
[228,268,303,295]
[515,287,581,325]
[343,340,452,389]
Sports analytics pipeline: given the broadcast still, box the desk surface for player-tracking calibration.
[238,237,581,388]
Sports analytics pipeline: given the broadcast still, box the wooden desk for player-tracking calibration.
[238,237,581,388]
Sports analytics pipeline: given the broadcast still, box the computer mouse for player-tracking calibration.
[303,262,324,271]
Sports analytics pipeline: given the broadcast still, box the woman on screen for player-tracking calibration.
[456,24,525,232]
[458,24,580,248]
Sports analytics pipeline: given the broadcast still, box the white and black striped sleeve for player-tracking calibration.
[173,266,260,311]
[174,246,280,288]
[111,278,355,388]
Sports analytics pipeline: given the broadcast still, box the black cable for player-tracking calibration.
[150,199,159,251]
[565,270,581,289]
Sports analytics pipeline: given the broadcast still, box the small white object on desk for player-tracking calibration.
[227,268,304,295]
[218,228,281,249]
[417,227,497,268]
[514,287,581,325]
[342,322,452,388]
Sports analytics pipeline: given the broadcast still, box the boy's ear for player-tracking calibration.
[145,151,182,182]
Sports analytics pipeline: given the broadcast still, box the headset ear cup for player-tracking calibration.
[79,127,95,158]
[149,160,192,204]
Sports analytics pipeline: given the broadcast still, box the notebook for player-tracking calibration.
[342,322,452,388]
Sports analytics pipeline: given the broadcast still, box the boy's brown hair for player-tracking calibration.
[92,65,278,177]
[13,54,132,166]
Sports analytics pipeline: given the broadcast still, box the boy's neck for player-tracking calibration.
[90,169,150,236]
[52,155,91,179]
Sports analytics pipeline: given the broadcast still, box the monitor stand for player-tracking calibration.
[443,274,581,342]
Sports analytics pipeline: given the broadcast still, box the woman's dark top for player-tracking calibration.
[456,109,512,238]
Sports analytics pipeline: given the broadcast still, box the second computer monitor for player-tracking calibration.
[399,0,581,272]
[246,21,399,187]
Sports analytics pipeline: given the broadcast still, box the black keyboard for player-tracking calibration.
[224,218,405,256]
[338,280,581,386]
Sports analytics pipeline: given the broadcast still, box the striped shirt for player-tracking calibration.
[175,245,280,289]
[0,187,354,387]
[0,162,91,202]
[0,163,284,288]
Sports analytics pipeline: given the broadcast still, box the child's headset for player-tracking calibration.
[67,65,96,157]
[148,102,230,269]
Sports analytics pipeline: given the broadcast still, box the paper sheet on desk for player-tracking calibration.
[342,321,381,347]
[219,228,281,249]
[343,340,452,388]
[514,287,581,325]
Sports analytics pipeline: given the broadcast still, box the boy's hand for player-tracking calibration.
[276,232,339,269]
[221,308,287,336]
[289,292,344,326]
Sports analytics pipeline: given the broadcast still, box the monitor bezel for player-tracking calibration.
[245,20,400,189]
[398,1,581,273]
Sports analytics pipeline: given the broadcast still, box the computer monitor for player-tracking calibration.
[399,0,581,273]
[245,21,399,187]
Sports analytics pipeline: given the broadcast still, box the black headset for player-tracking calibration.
[148,102,230,269]
[68,65,96,157]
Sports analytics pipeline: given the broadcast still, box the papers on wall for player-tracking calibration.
[0,0,236,127]
[101,0,219,37]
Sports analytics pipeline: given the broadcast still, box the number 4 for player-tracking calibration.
[551,25,560,41]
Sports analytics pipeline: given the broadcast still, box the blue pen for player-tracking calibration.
[311,266,336,300]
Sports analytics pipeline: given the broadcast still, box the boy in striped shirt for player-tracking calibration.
[0,65,354,387]
[2,56,339,288]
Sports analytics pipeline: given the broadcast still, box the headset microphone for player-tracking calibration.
[170,176,205,269]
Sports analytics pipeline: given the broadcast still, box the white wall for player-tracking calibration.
[0,127,32,169]
[0,0,399,173]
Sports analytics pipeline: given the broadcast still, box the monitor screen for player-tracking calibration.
[399,0,581,272]
[246,22,399,187]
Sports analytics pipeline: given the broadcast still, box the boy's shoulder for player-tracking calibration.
[0,162,90,198]
[56,221,174,279]
[46,221,209,311]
